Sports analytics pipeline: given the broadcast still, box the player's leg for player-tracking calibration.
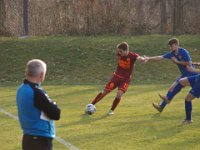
[162,75,195,104]
[108,80,129,115]
[108,90,124,115]
[91,89,110,105]
[162,79,185,104]
[111,90,124,110]
[183,93,195,124]
[91,76,117,105]
[183,75,200,124]
[153,81,182,112]
[160,77,190,109]
[153,77,189,112]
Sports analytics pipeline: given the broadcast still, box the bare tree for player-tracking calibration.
[160,0,167,34]
[0,0,6,35]
[173,0,189,35]
[86,0,96,35]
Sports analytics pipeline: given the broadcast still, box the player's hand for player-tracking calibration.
[186,65,194,72]
[143,55,149,63]
[187,65,200,73]
[171,57,179,64]
[138,56,148,63]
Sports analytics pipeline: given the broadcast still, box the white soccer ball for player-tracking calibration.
[85,104,96,115]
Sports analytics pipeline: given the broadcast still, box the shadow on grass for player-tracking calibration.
[60,113,110,128]
[80,113,110,123]
[151,113,162,119]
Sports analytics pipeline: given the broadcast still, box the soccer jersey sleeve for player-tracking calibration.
[163,52,171,59]
[182,50,191,62]
[131,52,139,61]
[131,52,140,63]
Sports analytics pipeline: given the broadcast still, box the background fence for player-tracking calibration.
[0,0,200,36]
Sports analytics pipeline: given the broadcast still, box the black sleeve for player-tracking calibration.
[34,88,61,120]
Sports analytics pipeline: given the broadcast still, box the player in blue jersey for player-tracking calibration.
[145,38,197,112]
[177,66,200,124]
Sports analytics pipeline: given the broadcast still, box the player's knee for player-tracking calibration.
[185,98,191,102]
[179,78,187,87]
[101,89,109,95]
[116,94,123,99]
[178,79,183,86]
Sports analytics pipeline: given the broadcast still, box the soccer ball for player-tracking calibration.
[85,104,96,115]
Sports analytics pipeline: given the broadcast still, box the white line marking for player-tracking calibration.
[55,136,79,150]
[0,108,19,120]
[0,108,79,150]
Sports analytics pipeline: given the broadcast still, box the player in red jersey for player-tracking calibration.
[89,42,146,115]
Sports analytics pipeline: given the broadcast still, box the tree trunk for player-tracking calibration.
[173,0,184,35]
[86,0,95,35]
[23,0,29,35]
[160,0,167,34]
[0,0,6,35]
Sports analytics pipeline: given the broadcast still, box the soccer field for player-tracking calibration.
[1,84,200,150]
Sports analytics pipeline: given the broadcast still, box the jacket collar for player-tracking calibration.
[24,79,40,87]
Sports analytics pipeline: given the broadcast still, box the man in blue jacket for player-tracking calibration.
[16,59,61,150]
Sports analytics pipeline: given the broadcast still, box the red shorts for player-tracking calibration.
[104,75,131,93]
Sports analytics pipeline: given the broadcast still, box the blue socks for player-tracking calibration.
[160,101,167,108]
[185,101,192,120]
[160,82,183,109]
[166,82,183,100]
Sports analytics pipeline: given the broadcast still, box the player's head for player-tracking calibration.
[117,42,129,56]
[25,59,47,83]
[168,38,179,52]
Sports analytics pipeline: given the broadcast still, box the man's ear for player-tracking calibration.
[40,71,45,81]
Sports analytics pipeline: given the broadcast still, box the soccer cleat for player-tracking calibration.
[152,103,163,112]
[159,94,170,104]
[181,119,193,125]
[107,110,114,115]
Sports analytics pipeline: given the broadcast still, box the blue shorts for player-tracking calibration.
[176,74,199,87]
[188,75,200,98]
[176,73,196,83]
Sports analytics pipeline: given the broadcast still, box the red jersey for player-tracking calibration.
[114,52,139,79]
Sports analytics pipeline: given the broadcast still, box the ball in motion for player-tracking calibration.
[85,104,96,115]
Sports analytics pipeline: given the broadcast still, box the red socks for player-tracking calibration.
[111,97,121,111]
[91,92,105,105]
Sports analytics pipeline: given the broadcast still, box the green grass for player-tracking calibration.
[0,35,200,85]
[1,35,200,149]
[1,84,200,150]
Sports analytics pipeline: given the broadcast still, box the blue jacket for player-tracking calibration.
[16,80,61,138]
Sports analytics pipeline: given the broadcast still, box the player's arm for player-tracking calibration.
[143,55,164,62]
[34,88,61,120]
[186,65,200,73]
[172,50,193,66]
[171,57,190,66]
[192,62,200,67]
[145,52,174,62]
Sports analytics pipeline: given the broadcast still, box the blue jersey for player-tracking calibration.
[163,48,197,77]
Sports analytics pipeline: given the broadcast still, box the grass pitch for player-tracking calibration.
[1,84,200,150]
[1,35,200,149]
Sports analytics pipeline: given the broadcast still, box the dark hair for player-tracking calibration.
[168,38,179,46]
[117,42,129,51]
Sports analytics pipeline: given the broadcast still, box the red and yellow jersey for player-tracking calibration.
[114,52,139,79]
